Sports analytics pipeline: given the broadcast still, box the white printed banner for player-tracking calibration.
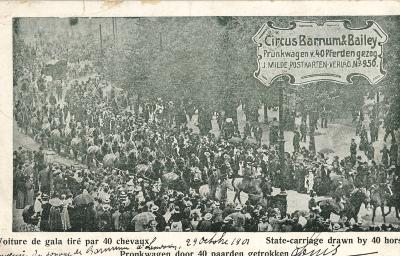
[253,20,388,86]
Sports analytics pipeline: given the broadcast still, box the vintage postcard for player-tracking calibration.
[1,1,400,256]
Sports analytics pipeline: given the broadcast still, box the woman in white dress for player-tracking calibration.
[305,170,315,194]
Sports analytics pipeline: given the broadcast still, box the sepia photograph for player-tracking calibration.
[12,16,400,232]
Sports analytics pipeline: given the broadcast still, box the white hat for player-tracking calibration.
[203,213,213,221]
[223,216,233,223]
[151,205,159,212]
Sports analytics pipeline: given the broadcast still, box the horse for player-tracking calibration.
[199,183,220,200]
[343,188,371,223]
[369,183,393,223]
[383,183,400,220]
[383,194,400,220]
[136,164,158,181]
[319,187,370,223]
[161,171,189,193]
[231,177,263,205]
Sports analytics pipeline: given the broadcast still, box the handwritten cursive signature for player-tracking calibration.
[136,237,178,251]
[291,242,341,256]
[86,245,129,255]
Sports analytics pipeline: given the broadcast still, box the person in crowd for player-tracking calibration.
[320,107,328,129]
[381,144,390,168]
[269,118,279,145]
[220,216,236,232]
[293,129,301,153]
[390,139,398,166]
[367,143,375,161]
[197,212,213,232]
[254,124,263,146]
[257,215,272,231]
[350,138,357,167]
[300,120,307,142]
[369,118,378,143]
[15,166,26,209]
[13,38,400,232]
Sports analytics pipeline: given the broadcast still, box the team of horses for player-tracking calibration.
[31,121,400,224]
[129,157,400,224]
[203,174,400,224]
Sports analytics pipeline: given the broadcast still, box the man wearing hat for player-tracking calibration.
[220,216,236,232]
[245,207,261,232]
[228,204,246,232]
[201,151,212,173]
[258,215,273,231]
[381,144,389,168]
[211,201,223,224]
[35,147,45,172]
[169,206,184,232]
[97,199,112,232]
[390,139,398,166]
[350,138,357,167]
[260,175,273,198]
[183,200,193,219]
[197,213,213,232]
[303,213,324,232]
[39,194,51,231]
[111,206,123,231]
[305,169,314,194]
[151,205,167,231]
[38,165,52,195]
[208,166,219,200]
[308,191,318,212]
[332,181,346,207]
[293,129,301,153]
[119,191,130,208]
[270,207,289,231]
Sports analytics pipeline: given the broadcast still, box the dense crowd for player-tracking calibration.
[13,146,400,232]
[13,39,400,232]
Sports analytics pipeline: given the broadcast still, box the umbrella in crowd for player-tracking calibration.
[49,198,63,207]
[163,172,179,181]
[73,193,94,206]
[97,191,110,202]
[131,212,155,231]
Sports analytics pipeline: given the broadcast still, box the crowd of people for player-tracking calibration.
[13,143,400,232]
[13,37,400,232]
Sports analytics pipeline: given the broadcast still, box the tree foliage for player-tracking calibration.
[16,16,399,122]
